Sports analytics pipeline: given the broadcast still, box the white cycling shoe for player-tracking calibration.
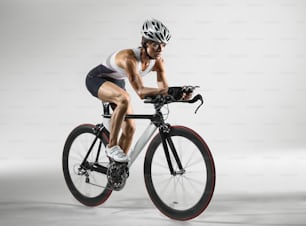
[105,145,129,163]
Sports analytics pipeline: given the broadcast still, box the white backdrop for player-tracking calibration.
[1,0,306,199]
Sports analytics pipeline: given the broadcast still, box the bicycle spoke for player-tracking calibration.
[146,130,213,215]
[151,172,172,176]
[185,156,205,169]
[182,147,198,168]
[152,159,169,170]
[182,176,206,194]
[65,129,110,199]
[184,174,206,187]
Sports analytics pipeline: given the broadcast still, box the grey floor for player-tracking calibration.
[0,160,305,226]
[1,194,305,226]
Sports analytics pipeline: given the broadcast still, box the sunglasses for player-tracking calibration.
[150,42,166,50]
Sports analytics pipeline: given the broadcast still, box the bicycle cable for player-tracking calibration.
[162,104,170,121]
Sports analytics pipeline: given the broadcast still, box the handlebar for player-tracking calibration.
[144,86,204,114]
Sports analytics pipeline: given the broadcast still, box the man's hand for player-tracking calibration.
[181,86,195,100]
[168,86,198,101]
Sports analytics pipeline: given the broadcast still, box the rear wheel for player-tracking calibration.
[144,126,215,220]
[62,124,112,206]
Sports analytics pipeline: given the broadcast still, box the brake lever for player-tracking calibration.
[176,94,204,114]
[188,94,204,114]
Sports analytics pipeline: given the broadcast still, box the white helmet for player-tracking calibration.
[141,19,171,44]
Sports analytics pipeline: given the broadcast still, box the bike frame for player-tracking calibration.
[126,122,157,167]
[84,102,183,175]
[102,112,158,167]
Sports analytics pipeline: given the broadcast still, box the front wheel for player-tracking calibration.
[144,126,215,221]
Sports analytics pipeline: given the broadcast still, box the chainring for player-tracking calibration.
[107,161,129,191]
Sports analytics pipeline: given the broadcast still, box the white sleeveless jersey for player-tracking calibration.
[102,48,156,80]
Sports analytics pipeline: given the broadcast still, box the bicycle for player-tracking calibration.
[62,86,215,221]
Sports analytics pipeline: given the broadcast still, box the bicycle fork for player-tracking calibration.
[159,126,185,176]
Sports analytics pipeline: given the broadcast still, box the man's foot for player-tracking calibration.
[105,145,128,163]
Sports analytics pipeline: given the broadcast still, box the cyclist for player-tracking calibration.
[86,19,171,163]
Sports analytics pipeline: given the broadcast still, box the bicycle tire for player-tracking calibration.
[62,124,112,206]
[144,126,215,221]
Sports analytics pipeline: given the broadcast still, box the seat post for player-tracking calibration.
[102,102,111,115]
[101,102,111,131]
